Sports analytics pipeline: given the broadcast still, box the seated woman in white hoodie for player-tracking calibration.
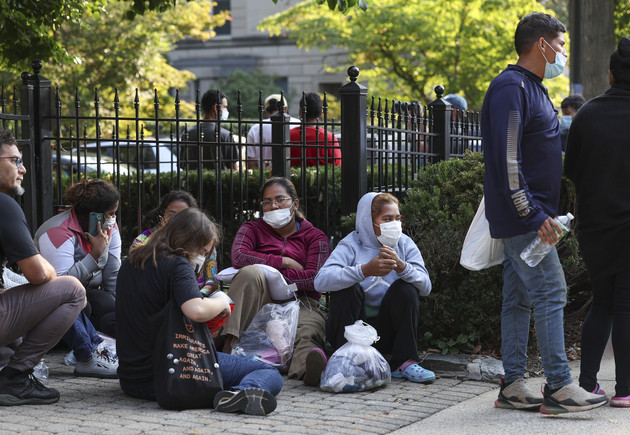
[314,192,434,383]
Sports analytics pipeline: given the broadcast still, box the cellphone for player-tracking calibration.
[88,212,104,236]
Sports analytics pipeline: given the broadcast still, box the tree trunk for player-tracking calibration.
[570,0,616,100]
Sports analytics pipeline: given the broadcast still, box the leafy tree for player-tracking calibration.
[0,0,224,72]
[31,0,229,139]
[215,70,284,121]
[272,0,370,13]
[615,0,630,41]
[0,0,366,72]
[260,0,568,110]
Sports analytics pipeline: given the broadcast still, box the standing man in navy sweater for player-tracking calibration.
[482,12,607,415]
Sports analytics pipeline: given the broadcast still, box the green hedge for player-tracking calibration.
[400,152,584,353]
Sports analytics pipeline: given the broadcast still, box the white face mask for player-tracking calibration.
[263,207,294,229]
[375,220,402,247]
[539,39,567,79]
[220,109,229,121]
[560,115,572,130]
[191,254,206,274]
[101,216,116,232]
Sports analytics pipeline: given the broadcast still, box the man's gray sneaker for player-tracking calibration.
[74,348,118,379]
[495,378,543,410]
[540,382,608,414]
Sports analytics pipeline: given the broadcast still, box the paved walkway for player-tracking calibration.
[1,349,495,434]
[1,349,626,434]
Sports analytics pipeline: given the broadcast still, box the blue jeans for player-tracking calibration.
[62,312,102,362]
[120,352,283,401]
[501,232,571,390]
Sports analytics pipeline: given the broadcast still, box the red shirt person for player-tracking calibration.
[289,93,341,167]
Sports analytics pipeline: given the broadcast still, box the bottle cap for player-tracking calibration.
[566,213,574,220]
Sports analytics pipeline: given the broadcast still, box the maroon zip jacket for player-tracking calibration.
[231,217,330,300]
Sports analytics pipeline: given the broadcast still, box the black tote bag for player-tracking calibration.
[153,298,224,410]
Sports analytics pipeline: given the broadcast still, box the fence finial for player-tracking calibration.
[31,60,42,76]
[434,85,445,99]
[347,66,360,82]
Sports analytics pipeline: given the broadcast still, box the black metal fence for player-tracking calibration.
[1,62,482,267]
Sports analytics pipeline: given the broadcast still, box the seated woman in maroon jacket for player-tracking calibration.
[221,177,330,386]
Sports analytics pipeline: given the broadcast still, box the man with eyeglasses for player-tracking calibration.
[0,128,85,406]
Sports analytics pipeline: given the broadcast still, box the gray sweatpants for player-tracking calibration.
[0,276,85,371]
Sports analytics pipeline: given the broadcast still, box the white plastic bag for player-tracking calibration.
[231,301,299,372]
[460,197,504,271]
[216,265,297,300]
[320,321,391,393]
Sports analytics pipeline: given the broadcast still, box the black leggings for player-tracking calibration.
[85,288,116,338]
[326,279,421,370]
[579,270,630,397]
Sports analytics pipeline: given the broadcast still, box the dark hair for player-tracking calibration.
[142,190,197,229]
[514,12,566,55]
[300,92,323,120]
[129,207,221,269]
[261,177,304,220]
[560,94,586,111]
[201,89,226,115]
[371,193,399,220]
[264,94,287,114]
[610,37,630,85]
[0,129,18,154]
[65,179,120,215]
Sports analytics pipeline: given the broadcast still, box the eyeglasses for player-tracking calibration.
[260,197,292,208]
[0,156,23,169]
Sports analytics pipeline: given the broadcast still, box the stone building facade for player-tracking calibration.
[168,0,348,115]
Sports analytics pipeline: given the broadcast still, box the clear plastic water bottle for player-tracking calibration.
[64,350,76,366]
[33,359,49,384]
[520,213,574,267]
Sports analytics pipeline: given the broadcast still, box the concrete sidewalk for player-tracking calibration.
[1,348,625,434]
[394,349,627,435]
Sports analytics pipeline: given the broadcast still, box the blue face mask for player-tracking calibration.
[539,39,567,79]
[560,115,572,130]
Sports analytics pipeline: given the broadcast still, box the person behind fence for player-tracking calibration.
[0,129,85,406]
[34,179,121,339]
[559,94,586,152]
[181,89,238,170]
[564,36,630,408]
[314,192,434,384]
[220,177,330,386]
[246,94,301,169]
[482,12,608,414]
[131,190,218,294]
[116,207,282,415]
[443,93,468,119]
[289,92,341,167]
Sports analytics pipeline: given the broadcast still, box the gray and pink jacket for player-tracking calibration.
[34,208,121,296]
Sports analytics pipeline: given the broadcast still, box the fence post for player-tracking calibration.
[427,85,452,162]
[270,93,291,178]
[20,60,53,232]
[338,66,368,215]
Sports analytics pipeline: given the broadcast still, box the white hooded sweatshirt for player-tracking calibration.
[314,192,431,307]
